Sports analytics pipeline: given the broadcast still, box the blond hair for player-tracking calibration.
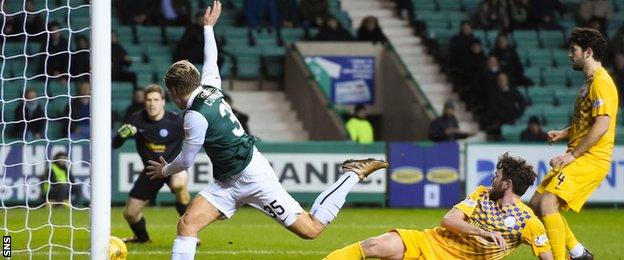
[144,84,165,99]
[164,60,200,96]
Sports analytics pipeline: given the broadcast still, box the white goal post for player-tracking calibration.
[90,0,111,259]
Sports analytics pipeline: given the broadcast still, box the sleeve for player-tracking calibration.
[162,111,209,176]
[520,216,551,256]
[200,25,222,90]
[589,78,617,118]
[453,186,486,217]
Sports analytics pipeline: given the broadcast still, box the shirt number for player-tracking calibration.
[219,102,245,137]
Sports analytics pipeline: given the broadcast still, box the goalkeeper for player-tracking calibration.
[112,84,190,244]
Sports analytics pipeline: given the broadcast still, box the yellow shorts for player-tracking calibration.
[392,229,432,260]
[537,156,608,212]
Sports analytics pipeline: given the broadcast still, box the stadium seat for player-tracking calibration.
[525,87,554,106]
[501,124,525,141]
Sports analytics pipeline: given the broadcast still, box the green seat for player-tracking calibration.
[521,48,552,68]
[412,0,437,11]
[165,27,186,42]
[539,31,564,48]
[438,0,463,11]
[554,89,577,105]
[501,124,525,141]
[526,87,554,105]
[137,26,162,43]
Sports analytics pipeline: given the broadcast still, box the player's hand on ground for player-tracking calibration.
[118,124,137,139]
[546,130,564,143]
[204,0,222,27]
[549,152,575,171]
[146,156,168,180]
[480,230,507,251]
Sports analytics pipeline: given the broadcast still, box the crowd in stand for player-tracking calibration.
[435,0,624,141]
[4,0,391,142]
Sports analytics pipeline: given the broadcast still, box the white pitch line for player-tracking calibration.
[110,223,420,229]
[13,249,328,256]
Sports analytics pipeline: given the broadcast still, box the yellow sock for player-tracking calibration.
[561,215,580,251]
[543,213,566,260]
[325,242,365,260]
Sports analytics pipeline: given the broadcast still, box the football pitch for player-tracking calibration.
[4,206,624,259]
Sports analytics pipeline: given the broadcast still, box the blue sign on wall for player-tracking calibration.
[305,55,375,105]
[388,142,462,208]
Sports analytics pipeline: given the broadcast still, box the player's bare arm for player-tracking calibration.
[546,127,569,143]
[204,0,221,26]
[441,208,507,250]
[549,116,610,170]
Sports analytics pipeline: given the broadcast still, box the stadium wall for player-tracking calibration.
[3,141,623,207]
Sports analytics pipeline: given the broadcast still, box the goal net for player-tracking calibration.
[0,0,110,259]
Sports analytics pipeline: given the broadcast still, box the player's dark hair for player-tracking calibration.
[496,153,537,196]
[164,60,200,97]
[144,84,165,99]
[569,27,606,62]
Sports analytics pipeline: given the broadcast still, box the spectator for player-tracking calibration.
[577,0,613,35]
[160,0,191,26]
[529,0,564,29]
[11,88,45,139]
[345,104,374,144]
[428,100,471,141]
[314,17,354,41]
[117,0,158,25]
[71,35,90,81]
[449,21,477,77]
[174,12,204,63]
[475,0,509,30]
[111,30,137,88]
[457,39,486,108]
[508,0,529,29]
[490,33,533,87]
[244,0,279,32]
[223,94,251,135]
[300,0,329,38]
[39,21,69,79]
[40,151,81,206]
[357,16,387,44]
[486,73,526,139]
[470,54,501,112]
[276,0,299,28]
[65,81,90,140]
[124,88,146,122]
[13,0,46,42]
[607,25,624,66]
[394,0,414,21]
[520,116,548,142]
[611,53,624,106]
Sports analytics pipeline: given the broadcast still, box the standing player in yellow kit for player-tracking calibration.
[529,27,618,260]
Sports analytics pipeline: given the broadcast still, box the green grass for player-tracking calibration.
[3,207,624,259]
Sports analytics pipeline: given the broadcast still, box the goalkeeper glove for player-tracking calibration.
[118,124,137,139]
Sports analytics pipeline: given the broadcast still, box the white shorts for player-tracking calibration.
[198,147,304,226]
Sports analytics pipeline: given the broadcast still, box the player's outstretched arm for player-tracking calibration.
[442,208,507,250]
[201,0,222,89]
[146,111,208,179]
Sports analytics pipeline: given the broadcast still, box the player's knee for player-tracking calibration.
[123,209,139,222]
[177,215,199,236]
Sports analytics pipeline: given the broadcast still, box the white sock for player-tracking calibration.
[569,244,586,258]
[172,236,198,260]
[311,171,359,225]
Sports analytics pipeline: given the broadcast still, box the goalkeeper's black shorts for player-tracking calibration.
[128,170,173,202]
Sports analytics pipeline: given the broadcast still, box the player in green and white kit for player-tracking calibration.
[146,2,388,259]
